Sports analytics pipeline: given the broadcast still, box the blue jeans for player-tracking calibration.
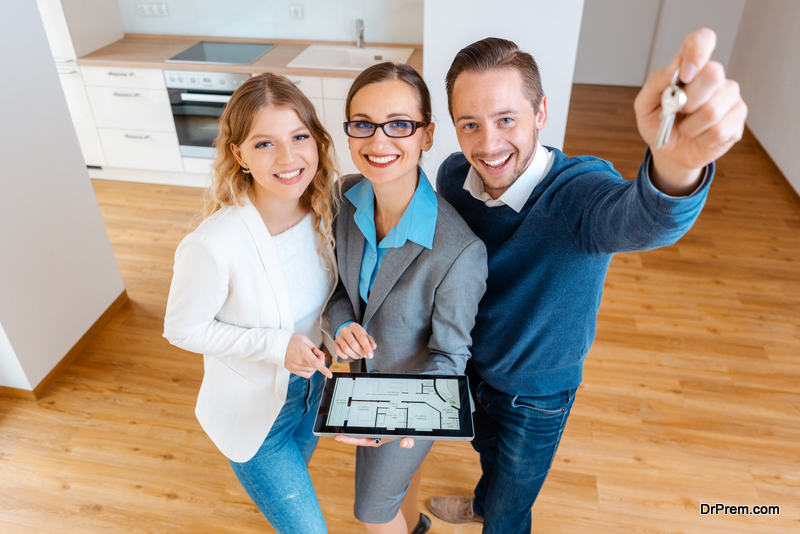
[229,371,326,534]
[469,371,576,534]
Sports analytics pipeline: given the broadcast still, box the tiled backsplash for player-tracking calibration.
[117,0,424,44]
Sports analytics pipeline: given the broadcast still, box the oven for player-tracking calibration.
[164,70,250,159]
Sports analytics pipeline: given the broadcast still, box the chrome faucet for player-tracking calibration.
[356,19,365,48]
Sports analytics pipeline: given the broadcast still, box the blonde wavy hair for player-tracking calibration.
[204,72,339,270]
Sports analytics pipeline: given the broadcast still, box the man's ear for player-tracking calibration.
[535,95,548,130]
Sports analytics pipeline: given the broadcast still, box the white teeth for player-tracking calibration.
[482,155,511,167]
[366,155,399,164]
[276,169,301,179]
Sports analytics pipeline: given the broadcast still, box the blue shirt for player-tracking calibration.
[336,169,438,336]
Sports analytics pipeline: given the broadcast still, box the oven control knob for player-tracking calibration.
[219,79,226,86]
[177,76,184,83]
[190,77,196,83]
[169,76,175,83]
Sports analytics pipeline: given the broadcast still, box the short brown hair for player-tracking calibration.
[445,37,543,118]
[345,62,432,123]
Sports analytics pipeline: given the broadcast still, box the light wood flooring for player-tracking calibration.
[1,84,798,533]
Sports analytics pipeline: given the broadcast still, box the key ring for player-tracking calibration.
[671,67,684,88]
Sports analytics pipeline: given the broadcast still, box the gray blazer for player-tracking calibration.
[327,174,488,375]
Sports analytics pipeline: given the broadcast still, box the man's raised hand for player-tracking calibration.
[634,28,747,195]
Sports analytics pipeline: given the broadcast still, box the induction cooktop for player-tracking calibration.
[166,41,275,65]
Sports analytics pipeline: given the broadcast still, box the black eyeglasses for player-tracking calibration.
[343,120,428,139]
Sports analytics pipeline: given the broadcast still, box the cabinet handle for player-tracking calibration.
[124,133,151,139]
[57,69,78,75]
[108,71,135,77]
[113,92,140,97]
[290,80,302,84]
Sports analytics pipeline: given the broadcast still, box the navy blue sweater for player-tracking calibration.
[437,148,712,396]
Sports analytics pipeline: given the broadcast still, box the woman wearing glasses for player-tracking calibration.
[327,63,488,534]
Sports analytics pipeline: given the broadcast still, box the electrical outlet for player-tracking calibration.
[137,3,168,17]
[290,5,304,19]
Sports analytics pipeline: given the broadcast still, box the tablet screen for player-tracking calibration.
[313,372,473,440]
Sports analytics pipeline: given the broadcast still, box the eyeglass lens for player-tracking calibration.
[346,120,421,138]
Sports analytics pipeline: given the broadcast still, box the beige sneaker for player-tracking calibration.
[429,495,484,524]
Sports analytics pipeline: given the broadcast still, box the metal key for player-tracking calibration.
[655,68,688,149]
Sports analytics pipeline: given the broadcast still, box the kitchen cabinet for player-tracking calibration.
[278,74,358,176]
[36,0,124,168]
[83,66,182,172]
[321,77,358,176]
[56,66,106,166]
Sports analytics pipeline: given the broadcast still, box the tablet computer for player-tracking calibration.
[313,372,473,441]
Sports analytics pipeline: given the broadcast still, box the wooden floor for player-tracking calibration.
[1,84,799,533]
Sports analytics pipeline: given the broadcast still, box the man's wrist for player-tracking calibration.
[648,152,705,196]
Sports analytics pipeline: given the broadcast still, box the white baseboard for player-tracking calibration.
[88,166,212,188]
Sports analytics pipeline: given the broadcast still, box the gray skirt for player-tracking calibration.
[353,438,435,523]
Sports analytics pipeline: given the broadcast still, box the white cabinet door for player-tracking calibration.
[322,77,354,101]
[98,129,183,172]
[82,66,167,90]
[57,67,106,166]
[323,97,358,176]
[285,75,324,99]
[321,77,358,175]
[87,86,175,132]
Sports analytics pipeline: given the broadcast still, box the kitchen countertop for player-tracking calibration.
[77,33,423,79]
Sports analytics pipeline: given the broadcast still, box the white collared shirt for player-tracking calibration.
[463,141,708,211]
[463,141,554,213]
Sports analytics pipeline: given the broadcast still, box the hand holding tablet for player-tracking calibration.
[334,435,416,448]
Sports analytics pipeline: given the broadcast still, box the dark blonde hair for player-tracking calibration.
[445,37,544,118]
[206,72,339,268]
[345,62,432,123]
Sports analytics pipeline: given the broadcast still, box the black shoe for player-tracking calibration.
[411,512,432,534]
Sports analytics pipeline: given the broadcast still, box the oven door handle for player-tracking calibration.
[179,93,232,104]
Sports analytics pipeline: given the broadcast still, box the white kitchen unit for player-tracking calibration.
[83,66,183,173]
[278,73,358,176]
[55,64,106,166]
[321,77,359,176]
[35,0,123,167]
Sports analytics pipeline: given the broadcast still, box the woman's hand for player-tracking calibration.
[333,322,377,360]
[284,333,333,379]
[335,435,415,448]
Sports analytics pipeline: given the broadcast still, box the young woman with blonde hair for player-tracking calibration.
[164,72,338,534]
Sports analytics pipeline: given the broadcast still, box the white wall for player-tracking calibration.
[0,324,28,390]
[116,0,424,44]
[0,2,125,391]
[574,0,661,86]
[61,0,124,57]
[727,0,800,196]
[646,0,745,77]
[422,0,585,180]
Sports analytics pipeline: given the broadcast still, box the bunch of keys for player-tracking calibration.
[655,68,688,150]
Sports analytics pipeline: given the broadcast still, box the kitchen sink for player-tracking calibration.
[287,45,415,71]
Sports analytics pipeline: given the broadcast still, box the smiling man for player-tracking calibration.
[430,31,747,534]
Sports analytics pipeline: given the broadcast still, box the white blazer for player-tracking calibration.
[163,198,335,463]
